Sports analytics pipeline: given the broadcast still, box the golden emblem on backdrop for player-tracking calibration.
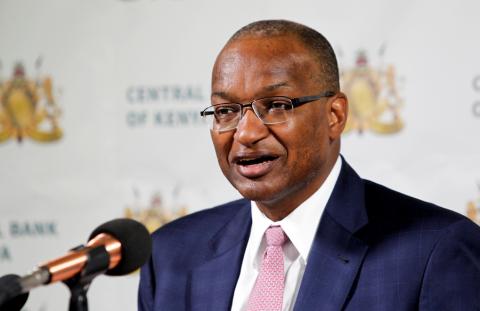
[124,190,188,233]
[466,183,480,224]
[341,50,404,134]
[0,60,62,143]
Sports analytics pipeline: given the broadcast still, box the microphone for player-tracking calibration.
[16,218,152,294]
[0,275,29,311]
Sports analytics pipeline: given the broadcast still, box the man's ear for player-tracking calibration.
[327,92,348,140]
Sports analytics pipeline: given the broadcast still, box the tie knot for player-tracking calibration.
[265,226,287,247]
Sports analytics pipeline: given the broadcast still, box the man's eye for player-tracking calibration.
[267,101,291,111]
[215,106,238,116]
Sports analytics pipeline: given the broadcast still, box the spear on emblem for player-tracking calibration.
[0,60,3,85]
[34,56,43,87]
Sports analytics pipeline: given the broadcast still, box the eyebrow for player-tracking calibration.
[262,82,290,92]
[211,91,229,99]
[211,82,291,100]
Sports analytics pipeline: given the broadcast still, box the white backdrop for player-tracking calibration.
[1,0,479,310]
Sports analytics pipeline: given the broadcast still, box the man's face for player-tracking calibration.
[211,35,341,208]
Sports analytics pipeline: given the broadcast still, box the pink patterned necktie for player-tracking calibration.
[246,225,288,311]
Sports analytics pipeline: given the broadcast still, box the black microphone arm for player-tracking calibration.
[0,218,152,310]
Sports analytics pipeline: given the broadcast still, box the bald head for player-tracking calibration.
[225,20,340,92]
[209,20,348,219]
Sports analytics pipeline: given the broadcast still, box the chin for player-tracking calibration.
[232,179,282,203]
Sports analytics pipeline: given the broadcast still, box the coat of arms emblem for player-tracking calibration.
[340,50,404,134]
[0,60,62,143]
[467,182,480,224]
[125,189,188,233]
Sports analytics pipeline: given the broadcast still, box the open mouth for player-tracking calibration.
[233,154,279,178]
[236,155,278,166]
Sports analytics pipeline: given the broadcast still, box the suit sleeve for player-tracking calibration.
[419,219,480,310]
[138,256,155,311]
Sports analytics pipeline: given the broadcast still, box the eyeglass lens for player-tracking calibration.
[205,97,294,131]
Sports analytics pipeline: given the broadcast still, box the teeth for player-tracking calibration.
[237,156,276,165]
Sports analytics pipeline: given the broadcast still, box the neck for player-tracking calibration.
[255,155,338,221]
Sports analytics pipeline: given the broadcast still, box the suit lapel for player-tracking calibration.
[294,160,369,311]
[189,200,251,311]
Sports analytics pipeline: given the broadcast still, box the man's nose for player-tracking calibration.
[233,109,269,146]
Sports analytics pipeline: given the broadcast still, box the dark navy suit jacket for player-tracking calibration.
[138,161,480,310]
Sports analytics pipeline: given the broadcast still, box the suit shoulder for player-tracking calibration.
[151,198,248,243]
[146,198,249,269]
[363,180,470,231]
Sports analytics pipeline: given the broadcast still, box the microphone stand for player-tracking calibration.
[63,246,110,311]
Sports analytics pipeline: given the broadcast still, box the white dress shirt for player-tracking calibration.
[231,157,342,311]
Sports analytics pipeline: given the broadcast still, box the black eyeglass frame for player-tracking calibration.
[200,91,336,120]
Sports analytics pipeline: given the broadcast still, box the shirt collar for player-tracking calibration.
[249,156,342,264]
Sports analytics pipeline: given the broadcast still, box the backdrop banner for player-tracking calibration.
[1,0,479,310]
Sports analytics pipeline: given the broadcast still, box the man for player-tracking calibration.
[139,20,480,310]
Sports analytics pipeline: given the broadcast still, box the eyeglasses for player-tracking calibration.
[200,91,336,132]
